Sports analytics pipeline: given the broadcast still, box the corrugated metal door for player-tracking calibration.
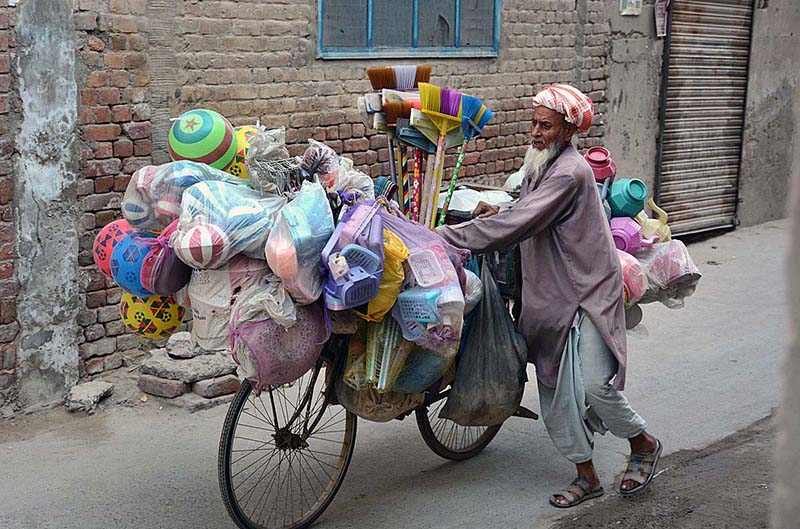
[656,0,754,235]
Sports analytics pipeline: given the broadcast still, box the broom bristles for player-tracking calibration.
[460,95,494,140]
[440,88,462,118]
[383,101,413,125]
[393,65,417,91]
[367,67,396,90]
[414,65,432,86]
[418,83,441,114]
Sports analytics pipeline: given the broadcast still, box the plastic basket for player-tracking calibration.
[397,288,441,323]
[340,244,381,274]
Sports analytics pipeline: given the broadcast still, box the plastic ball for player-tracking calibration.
[174,223,231,269]
[227,126,259,180]
[93,219,134,278]
[110,232,157,297]
[120,292,185,340]
[168,109,238,171]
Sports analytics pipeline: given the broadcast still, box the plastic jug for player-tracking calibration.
[610,217,658,255]
[608,178,648,218]
[584,146,617,182]
[635,197,672,242]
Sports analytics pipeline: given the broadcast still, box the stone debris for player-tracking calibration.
[140,350,236,383]
[65,381,114,414]
[193,374,240,399]
[165,332,201,359]
[137,374,189,399]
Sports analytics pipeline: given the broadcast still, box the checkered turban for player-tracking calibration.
[532,84,595,133]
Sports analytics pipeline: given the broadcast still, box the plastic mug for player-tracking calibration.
[610,217,657,254]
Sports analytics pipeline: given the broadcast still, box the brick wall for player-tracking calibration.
[0,3,19,398]
[3,0,614,395]
[74,0,155,377]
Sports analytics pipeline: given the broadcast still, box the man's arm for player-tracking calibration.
[437,171,579,253]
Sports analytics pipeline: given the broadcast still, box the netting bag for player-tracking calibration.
[174,180,286,269]
[187,256,270,351]
[265,181,334,305]
[122,161,247,231]
[229,283,326,393]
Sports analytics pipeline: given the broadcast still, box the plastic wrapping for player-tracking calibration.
[110,232,157,298]
[440,259,528,426]
[300,139,340,187]
[617,250,649,306]
[140,220,192,295]
[332,157,376,199]
[354,229,409,322]
[463,269,483,315]
[393,346,455,394]
[229,285,326,393]
[245,128,298,195]
[122,161,247,231]
[265,181,334,305]
[636,240,701,308]
[174,180,287,269]
[186,256,270,351]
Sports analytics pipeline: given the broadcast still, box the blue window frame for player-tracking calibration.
[317,0,502,60]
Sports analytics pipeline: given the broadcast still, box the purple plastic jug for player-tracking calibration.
[610,217,658,255]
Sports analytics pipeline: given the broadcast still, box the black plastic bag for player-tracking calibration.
[440,258,528,426]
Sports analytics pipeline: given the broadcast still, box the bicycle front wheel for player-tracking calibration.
[218,360,357,529]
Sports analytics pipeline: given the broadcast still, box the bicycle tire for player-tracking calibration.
[218,365,357,529]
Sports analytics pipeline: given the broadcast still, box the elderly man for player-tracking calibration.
[436,85,662,508]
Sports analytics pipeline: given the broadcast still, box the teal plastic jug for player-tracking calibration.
[608,178,647,218]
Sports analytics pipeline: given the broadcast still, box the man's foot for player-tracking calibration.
[620,437,663,495]
[549,476,604,508]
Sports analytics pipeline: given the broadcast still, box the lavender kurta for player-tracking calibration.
[437,145,628,390]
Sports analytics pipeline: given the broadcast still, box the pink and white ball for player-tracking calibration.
[174,223,231,269]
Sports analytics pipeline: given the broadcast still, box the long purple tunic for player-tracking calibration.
[437,145,628,390]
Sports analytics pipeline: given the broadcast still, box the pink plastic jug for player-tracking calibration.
[584,147,617,182]
[610,217,658,255]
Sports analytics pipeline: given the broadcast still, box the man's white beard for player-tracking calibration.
[524,143,561,183]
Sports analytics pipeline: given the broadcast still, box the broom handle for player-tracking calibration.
[420,152,435,227]
[437,141,467,227]
[401,146,410,217]
[387,135,398,186]
[428,133,446,229]
[411,148,422,222]
[395,141,404,210]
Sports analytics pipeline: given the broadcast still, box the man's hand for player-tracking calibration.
[473,201,500,219]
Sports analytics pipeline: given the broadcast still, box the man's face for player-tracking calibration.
[530,107,573,151]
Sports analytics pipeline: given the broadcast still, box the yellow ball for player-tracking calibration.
[227,126,260,180]
[119,292,186,340]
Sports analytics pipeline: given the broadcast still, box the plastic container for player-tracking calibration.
[608,178,648,218]
[340,244,381,273]
[407,248,446,288]
[584,146,617,182]
[635,197,672,243]
[610,217,658,255]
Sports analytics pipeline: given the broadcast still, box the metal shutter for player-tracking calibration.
[656,0,754,235]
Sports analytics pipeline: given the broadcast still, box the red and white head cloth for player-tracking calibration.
[532,84,595,134]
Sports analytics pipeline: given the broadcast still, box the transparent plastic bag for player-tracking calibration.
[463,269,483,315]
[174,181,286,269]
[300,139,340,187]
[186,256,269,351]
[393,346,455,394]
[332,157,375,199]
[265,181,334,305]
[139,219,192,295]
[636,240,701,308]
[229,294,327,393]
[122,161,247,231]
[617,249,649,306]
[440,258,528,426]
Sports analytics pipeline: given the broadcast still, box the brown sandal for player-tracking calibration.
[549,476,605,509]
[620,439,663,496]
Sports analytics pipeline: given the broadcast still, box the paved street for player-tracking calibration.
[0,220,787,529]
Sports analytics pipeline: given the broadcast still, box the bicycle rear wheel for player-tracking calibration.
[415,391,501,461]
[218,359,357,529]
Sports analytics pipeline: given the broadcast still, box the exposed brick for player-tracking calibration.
[134,139,152,156]
[83,159,122,177]
[123,121,151,140]
[0,322,19,343]
[138,374,189,398]
[0,56,8,74]
[86,291,106,309]
[104,352,124,371]
[93,142,113,159]
[85,71,110,88]
[84,324,105,342]
[0,300,15,325]
[94,176,114,193]
[97,305,121,323]
[84,356,105,375]
[83,124,121,142]
[193,375,240,399]
[87,36,105,52]
[111,105,131,123]
[79,337,116,359]
[74,12,98,31]
[113,139,133,157]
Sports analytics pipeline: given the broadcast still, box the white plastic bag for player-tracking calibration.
[463,269,483,315]
[265,181,334,305]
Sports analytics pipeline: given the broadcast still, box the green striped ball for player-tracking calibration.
[168,109,238,170]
